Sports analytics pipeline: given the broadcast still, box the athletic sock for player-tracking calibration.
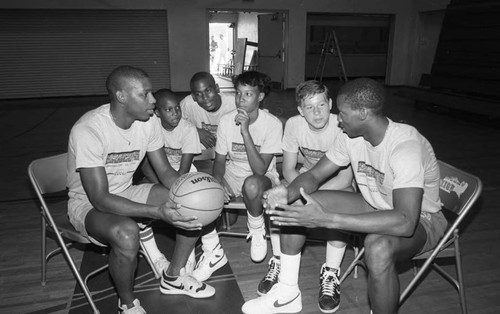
[247,213,265,230]
[139,225,164,261]
[270,228,282,257]
[201,227,220,252]
[279,252,301,287]
[325,241,346,270]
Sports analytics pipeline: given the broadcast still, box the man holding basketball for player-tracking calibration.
[67,66,215,314]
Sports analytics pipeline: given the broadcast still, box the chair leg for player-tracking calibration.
[454,238,468,314]
[41,218,47,286]
[340,247,365,284]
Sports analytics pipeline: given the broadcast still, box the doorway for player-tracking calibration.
[207,10,287,90]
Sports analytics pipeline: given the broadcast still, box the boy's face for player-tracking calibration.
[235,83,264,115]
[297,92,332,130]
[191,78,221,112]
[155,97,181,130]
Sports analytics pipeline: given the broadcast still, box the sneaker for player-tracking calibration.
[257,256,280,295]
[318,264,341,313]
[241,283,302,314]
[192,243,228,281]
[160,268,215,298]
[246,226,267,263]
[119,298,146,314]
[185,249,196,274]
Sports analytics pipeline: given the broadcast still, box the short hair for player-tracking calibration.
[106,65,149,98]
[232,71,272,96]
[153,88,177,109]
[190,72,216,90]
[337,78,385,115]
[295,80,330,105]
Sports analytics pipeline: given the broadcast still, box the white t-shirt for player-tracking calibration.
[180,92,236,140]
[215,109,283,182]
[157,117,202,172]
[67,104,163,198]
[326,118,441,213]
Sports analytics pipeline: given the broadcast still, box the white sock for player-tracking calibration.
[325,241,346,270]
[247,213,265,230]
[270,228,281,257]
[279,252,301,289]
[201,228,220,252]
[139,226,163,261]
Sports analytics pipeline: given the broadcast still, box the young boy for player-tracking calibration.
[257,80,354,313]
[213,71,283,264]
[180,72,236,150]
[142,89,202,181]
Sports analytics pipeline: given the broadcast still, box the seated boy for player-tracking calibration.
[213,71,283,264]
[257,80,354,313]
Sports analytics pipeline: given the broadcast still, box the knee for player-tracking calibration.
[109,220,140,254]
[242,175,263,201]
[364,235,396,274]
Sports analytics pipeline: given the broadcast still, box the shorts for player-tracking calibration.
[418,210,448,254]
[224,170,280,197]
[68,183,154,246]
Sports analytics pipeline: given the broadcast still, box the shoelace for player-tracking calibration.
[154,256,169,271]
[320,271,339,296]
[264,258,280,282]
[180,272,203,290]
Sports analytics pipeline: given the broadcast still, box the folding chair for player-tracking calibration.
[28,153,163,314]
[339,160,482,314]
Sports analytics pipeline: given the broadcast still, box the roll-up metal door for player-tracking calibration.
[0,9,170,100]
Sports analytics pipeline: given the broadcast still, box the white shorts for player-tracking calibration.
[68,184,154,245]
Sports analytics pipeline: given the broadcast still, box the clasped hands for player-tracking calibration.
[263,184,328,228]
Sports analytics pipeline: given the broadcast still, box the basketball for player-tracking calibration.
[169,172,224,226]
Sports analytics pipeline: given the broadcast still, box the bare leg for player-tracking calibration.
[364,224,427,314]
[242,174,272,217]
[85,211,140,306]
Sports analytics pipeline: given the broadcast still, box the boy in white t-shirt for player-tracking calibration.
[256,80,354,313]
[213,71,283,264]
[180,72,236,150]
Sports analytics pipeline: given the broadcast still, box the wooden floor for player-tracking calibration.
[1,85,500,313]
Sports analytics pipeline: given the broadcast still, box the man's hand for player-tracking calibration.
[158,200,202,230]
[198,128,216,148]
[263,184,288,210]
[266,187,328,228]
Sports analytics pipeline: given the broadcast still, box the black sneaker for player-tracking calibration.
[318,263,340,313]
[257,255,280,295]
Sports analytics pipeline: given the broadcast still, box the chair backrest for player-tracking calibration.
[438,160,482,217]
[28,153,68,195]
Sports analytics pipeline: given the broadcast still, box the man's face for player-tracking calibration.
[297,93,332,131]
[121,77,156,122]
[336,95,361,138]
[155,97,181,130]
[191,78,221,112]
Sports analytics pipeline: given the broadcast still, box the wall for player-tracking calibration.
[0,0,450,91]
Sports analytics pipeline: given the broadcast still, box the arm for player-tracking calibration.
[212,152,233,202]
[268,187,423,237]
[141,156,160,184]
[282,150,300,183]
[147,147,179,189]
[178,153,195,175]
[197,128,216,149]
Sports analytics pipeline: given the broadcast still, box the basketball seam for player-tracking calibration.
[171,187,223,198]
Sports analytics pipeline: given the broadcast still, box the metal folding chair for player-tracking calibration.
[339,160,482,314]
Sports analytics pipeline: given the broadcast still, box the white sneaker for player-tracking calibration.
[192,243,228,281]
[241,283,302,314]
[119,298,146,314]
[160,268,215,298]
[247,226,267,263]
[185,249,197,274]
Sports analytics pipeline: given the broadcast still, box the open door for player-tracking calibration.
[258,13,285,89]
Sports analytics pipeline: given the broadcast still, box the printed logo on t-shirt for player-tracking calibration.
[164,147,182,157]
[232,142,261,153]
[301,147,326,160]
[201,122,218,136]
[106,150,141,164]
[357,161,384,185]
